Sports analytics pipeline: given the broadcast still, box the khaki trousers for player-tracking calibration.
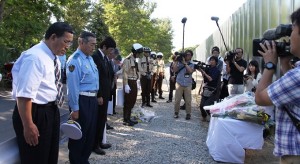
[174,83,192,114]
[281,155,300,164]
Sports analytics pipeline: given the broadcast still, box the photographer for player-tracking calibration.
[173,50,195,120]
[198,56,221,122]
[206,46,224,100]
[243,60,261,92]
[255,8,300,163]
[226,48,247,95]
[206,46,224,72]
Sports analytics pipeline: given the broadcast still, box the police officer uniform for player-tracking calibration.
[138,47,154,107]
[155,52,165,99]
[122,43,143,126]
[150,51,158,102]
[67,49,99,163]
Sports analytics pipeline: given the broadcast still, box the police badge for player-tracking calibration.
[69,65,75,72]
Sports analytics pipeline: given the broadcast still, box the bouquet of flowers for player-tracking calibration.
[204,92,256,114]
[212,106,271,125]
[206,92,273,126]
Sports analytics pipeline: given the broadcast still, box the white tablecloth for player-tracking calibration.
[206,117,264,164]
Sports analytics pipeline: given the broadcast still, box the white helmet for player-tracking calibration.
[157,52,163,57]
[131,43,143,53]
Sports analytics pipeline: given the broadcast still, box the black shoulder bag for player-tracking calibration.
[283,106,300,133]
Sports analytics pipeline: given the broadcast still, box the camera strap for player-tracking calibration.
[283,106,300,133]
[175,63,191,75]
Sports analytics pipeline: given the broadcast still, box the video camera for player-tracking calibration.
[193,60,210,71]
[224,50,237,62]
[175,52,186,62]
[253,24,292,57]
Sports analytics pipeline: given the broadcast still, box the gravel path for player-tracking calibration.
[59,94,219,164]
[58,74,279,164]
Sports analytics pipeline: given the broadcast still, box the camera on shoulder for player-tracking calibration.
[193,60,210,72]
[175,52,186,62]
[253,24,292,57]
[224,50,237,62]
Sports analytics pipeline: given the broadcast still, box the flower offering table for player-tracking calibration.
[206,117,264,163]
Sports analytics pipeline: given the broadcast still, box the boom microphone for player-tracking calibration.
[181,17,187,24]
[211,16,219,22]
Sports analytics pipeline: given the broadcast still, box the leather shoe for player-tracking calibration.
[186,114,191,120]
[146,104,153,107]
[130,119,138,124]
[151,100,157,103]
[100,143,111,149]
[106,124,114,130]
[174,112,179,118]
[166,100,172,103]
[159,96,165,99]
[94,148,106,155]
[123,121,134,126]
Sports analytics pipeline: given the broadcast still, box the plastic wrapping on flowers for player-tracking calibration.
[205,92,274,126]
[131,107,156,123]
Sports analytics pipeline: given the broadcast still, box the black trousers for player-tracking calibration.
[219,79,229,100]
[112,83,117,113]
[168,78,176,101]
[12,101,60,164]
[94,97,109,149]
[200,94,217,118]
[68,95,98,164]
[123,80,137,121]
[141,75,152,104]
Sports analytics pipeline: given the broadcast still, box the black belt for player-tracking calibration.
[33,101,56,107]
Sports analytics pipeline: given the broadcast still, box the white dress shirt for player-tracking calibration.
[12,41,60,104]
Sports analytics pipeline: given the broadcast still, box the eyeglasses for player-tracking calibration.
[63,40,73,47]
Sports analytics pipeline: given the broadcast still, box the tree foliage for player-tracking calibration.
[0,0,174,62]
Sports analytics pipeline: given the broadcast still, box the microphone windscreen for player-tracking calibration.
[211,16,219,21]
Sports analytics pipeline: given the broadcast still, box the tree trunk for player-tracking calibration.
[0,0,5,22]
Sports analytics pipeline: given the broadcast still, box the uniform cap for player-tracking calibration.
[60,120,82,140]
[131,43,143,53]
[157,52,163,57]
[143,47,151,52]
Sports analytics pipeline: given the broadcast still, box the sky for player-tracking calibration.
[149,0,247,51]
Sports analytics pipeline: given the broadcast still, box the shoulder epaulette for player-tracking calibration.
[73,53,80,59]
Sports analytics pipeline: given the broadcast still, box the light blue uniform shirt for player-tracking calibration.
[67,49,99,111]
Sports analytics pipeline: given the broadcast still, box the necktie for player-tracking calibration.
[146,57,150,73]
[54,56,64,107]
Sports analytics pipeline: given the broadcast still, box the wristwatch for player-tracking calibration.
[264,62,276,70]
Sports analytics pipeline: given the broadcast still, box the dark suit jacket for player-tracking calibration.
[92,49,114,100]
